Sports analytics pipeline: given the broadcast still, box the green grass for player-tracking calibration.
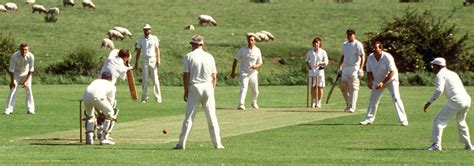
[0,0,473,77]
[1,85,474,165]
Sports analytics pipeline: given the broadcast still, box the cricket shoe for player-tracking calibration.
[344,108,355,113]
[237,105,246,111]
[27,111,35,115]
[359,120,372,125]
[4,111,12,115]
[251,103,259,109]
[311,102,316,108]
[316,101,321,108]
[465,144,473,151]
[173,144,185,150]
[216,145,225,150]
[401,121,409,126]
[100,139,115,145]
[426,143,442,151]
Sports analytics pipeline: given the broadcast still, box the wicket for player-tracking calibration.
[79,99,83,143]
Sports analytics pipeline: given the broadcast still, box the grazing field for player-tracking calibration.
[1,85,474,165]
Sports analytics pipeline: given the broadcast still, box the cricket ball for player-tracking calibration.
[162,128,168,134]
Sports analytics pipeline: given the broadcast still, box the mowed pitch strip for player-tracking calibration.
[21,108,361,144]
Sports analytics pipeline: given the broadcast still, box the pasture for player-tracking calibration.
[1,85,474,165]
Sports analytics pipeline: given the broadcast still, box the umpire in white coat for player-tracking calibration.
[175,35,224,150]
[359,41,408,126]
[424,57,472,151]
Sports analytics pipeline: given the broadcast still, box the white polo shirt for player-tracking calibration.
[183,48,217,85]
[341,39,364,75]
[235,46,262,74]
[9,51,34,76]
[100,49,129,83]
[136,35,159,58]
[366,51,398,83]
[428,67,470,104]
[305,48,328,76]
[83,79,116,103]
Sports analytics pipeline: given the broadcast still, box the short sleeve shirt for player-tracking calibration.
[183,48,217,85]
[341,39,364,70]
[366,51,398,83]
[84,79,116,103]
[235,46,262,74]
[431,68,470,103]
[100,49,129,83]
[136,35,159,59]
[9,51,34,76]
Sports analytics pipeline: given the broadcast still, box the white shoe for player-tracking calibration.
[237,105,246,110]
[4,111,12,115]
[216,145,225,149]
[345,108,355,113]
[100,139,115,145]
[27,111,35,115]
[141,100,147,103]
[465,144,473,151]
[359,120,372,125]
[173,144,185,150]
[401,121,409,126]
[316,101,321,108]
[156,97,162,103]
[251,103,259,109]
[311,102,316,108]
[426,143,442,151]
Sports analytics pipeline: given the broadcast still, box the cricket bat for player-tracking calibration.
[126,69,138,100]
[326,74,340,104]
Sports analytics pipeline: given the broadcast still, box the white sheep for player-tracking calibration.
[246,32,261,41]
[107,30,124,40]
[46,7,59,16]
[0,5,7,12]
[255,32,269,41]
[113,27,132,38]
[32,4,46,14]
[260,31,275,41]
[101,38,114,50]
[25,0,35,4]
[5,2,18,11]
[63,0,75,7]
[198,15,217,26]
[184,24,195,30]
[82,0,95,9]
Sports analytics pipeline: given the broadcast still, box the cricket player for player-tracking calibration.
[5,43,35,115]
[424,57,472,151]
[82,71,117,145]
[175,35,224,150]
[359,41,408,126]
[135,24,162,103]
[305,37,328,108]
[230,34,263,110]
[338,28,365,113]
[100,49,133,84]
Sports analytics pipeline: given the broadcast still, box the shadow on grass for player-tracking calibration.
[348,147,423,151]
[299,123,404,126]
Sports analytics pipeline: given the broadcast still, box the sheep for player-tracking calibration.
[255,32,269,42]
[246,32,261,41]
[46,7,59,16]
[0,5,7,12]
[63,0,75,7]
[184,24,195,31]
[82,0,96,9]
[198,15,217,26]
[25,0,35,4]
[260,31,275,40]
[101,38,114,50]
[113,27,132,38]
[107,30,124,40]
[32,4,46,14]
[5,2,18,11]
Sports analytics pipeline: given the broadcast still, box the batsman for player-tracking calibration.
[82,71,118,145]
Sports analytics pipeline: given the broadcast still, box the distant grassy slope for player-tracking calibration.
[0,0,472,78]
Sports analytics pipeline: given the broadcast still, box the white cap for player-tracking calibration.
[190,35,204,45]
[430,57,446,66]
[143,24,152,29]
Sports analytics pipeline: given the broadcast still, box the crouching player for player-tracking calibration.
[82,71,118,145]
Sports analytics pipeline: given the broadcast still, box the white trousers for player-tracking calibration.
[363,80,407,123]
[5,75,34,113]
[239,72,259,106]
[177,83,223,149]
[141,60,161,102]
[339,74,359,110]
[431,96,472,146]
[83,96,116,134]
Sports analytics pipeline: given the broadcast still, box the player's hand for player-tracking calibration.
[367,82,373,89]
[9,81,16,89]
[376,82,383,89]
[358,70,364,78]
[156,62,161,68]
[128,66,134,70]
[423,102,431,112]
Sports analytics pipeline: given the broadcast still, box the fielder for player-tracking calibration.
[305,37,328,108]
[359,41,408,126]
[5,43,35,115]
[424,57,472,151]
[135,24,162,103]
[82,71,117,145]
[230,34,263,110]
[338,28,365,113]
[175,35,224,150]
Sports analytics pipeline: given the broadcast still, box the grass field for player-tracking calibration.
[1,85,474,165]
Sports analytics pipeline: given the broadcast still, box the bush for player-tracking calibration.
[0,33,17,74]
[45,46,102,77]
[364,8,473,72]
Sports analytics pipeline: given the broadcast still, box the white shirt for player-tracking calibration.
[341,40,364,74]
[235,46,262,74]
[428,67,470,103]
[366,51,398,83]
[83,79,116,103]
[136,35,159,59]
[9,51,34,76]
[183,48,217,85]
[305,48,328,76]
[100,49,129,84]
